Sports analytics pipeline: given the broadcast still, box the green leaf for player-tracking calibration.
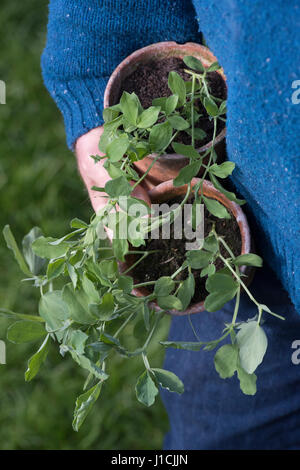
[168,71,186,106]
[236,321,268,374]
[73,382,102,432]
[67,262,78,288]
[206,273,238,293]
[82,273,99,303]
[46,258,65,280]
[205,273,239,311]
[203,97,219,117]
[99,259,118,279]
[219,100,227,115]
[69,330,88,355]
[62,284,97,324]
[203,196,231,219]
[22,227,46,275]
[89,293,114,321]
[177,274,195,310]
[203,235,219,253]
[118,275,133,294]
[152,97,168,111]
[142,303,150,331]
[137,106,160,128]
[172,142,199,159]
[104,175,132,197]
[167,115,190,130]
[69,351,108,381]
[207,61,221,72]
[120,91,139,125]
[183,56,205,73]
[149,122,173,152]
[232,254,263,268]
[102,104,121,122]
[105,161,124,179]
[70,218,88,229]
[135,370,158,407]
[3,225,31,276]
[185,127,207,141]
[152,368,184,394]
[106,134,129,162]
[204,290,238,312]
[25,334,51,382]
[209,162,235,179]
[32,236,69,259]
[157,295,182,311]
[209,174,246,205]
[173,160,202,187]
[237,366,257,395]
[165,95,178,115]
[154,276,175,297]
[98,125,117,153]
[186,250,214,269]
[214,344,238,379]
[39,291,69,335]
[112,237,128,262]
[7,321,46,344]
[200,264,216,277]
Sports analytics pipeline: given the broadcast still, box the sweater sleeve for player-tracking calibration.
[41,0,202,149]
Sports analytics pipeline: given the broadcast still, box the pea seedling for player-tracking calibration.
[2,56,284,431]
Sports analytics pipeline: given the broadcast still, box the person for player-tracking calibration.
[41,0,300,449]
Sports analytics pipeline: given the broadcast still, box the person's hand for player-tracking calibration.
[75,126,150,213]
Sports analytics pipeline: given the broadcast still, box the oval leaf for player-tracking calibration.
[25,334,51,382]
[152,368,184,394]
[214,344,238,379]
[203,196,231,219]
[236,322,268,374]
[7,321,46,344]
[135,370,158,407]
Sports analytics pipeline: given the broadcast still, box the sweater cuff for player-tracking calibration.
[42,74,108,150]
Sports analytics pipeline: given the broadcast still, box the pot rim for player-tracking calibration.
[103,41,227,159]
[122,178,251,316]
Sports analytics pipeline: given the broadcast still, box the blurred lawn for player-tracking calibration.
[0,0,169,449]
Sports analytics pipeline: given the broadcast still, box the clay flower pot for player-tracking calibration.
[103,42,226,188]
[120,178,252,316]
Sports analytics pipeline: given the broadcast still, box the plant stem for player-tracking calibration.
[142,312,163,350]
[142,353,151,370]
[131,131,179,191]
[219,253,259,306]
[191,74,196,147]
[231,286,241,326]
[114,311,136,338]
[188,314,201,341]
[122,252,148,275]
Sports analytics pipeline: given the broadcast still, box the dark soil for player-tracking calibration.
[132,195,241,305]
[119,57,227,149]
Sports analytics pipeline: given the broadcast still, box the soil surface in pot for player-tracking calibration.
[119,57,227,149]
[132,195,241,305]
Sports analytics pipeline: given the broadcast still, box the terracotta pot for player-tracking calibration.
[103,42,226,188]
[120,178,252,316]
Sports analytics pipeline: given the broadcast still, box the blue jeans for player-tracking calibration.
[161,264,300,449]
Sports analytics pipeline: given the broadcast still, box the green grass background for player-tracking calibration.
[0,1,170,449]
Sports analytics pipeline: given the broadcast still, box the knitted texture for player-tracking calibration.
[41,0,202,148]
[41,0,300,312]
[191,0,300,313]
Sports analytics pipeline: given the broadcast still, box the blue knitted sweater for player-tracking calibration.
[41,0,300,313]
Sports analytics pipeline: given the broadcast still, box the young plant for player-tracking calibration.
[1,56,284,431]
